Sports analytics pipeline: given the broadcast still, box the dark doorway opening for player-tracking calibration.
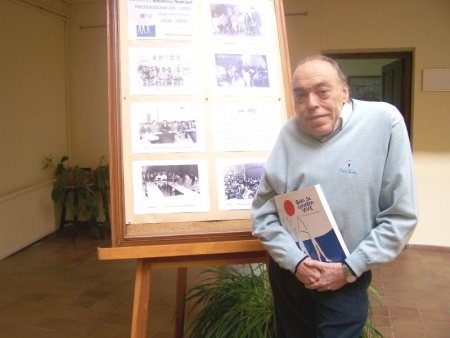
[324,52,413,139]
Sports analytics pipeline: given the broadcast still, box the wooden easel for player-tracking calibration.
[98,239,267,338]
[102,1,290,336]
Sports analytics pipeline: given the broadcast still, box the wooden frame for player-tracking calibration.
[348,76,382,101]
[107,0,292,248]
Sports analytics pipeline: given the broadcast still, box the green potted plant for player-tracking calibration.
[182,263,385,338]
[183,264,275,338]
[93,156,111,237]
[42,155,109,238]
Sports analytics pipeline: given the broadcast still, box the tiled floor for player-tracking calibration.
[370,247,450,338]
[0,226,449,338]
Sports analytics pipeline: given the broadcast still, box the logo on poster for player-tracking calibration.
[136,25,156,37]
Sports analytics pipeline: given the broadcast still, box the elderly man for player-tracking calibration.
[251,55,418,337]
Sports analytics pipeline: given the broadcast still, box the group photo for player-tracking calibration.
[210,4,263,37]
[215,53,270,88]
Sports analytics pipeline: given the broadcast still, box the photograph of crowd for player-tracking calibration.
[140,164,201,200]
[215,53,269,88]
[222,162,263,200]
[210,4,263,37]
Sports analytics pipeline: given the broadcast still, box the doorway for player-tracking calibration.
[324,52,413,138]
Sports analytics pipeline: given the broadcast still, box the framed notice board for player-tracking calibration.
[108,0,292,247]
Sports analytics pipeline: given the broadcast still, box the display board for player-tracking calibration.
[108,0,292,247]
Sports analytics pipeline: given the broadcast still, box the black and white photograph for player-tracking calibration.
[216,159,265,210]
[130,102,204,153]
[215,53,269,88]
[209,3,262,37]
[206,0,276,44]
[128,47,199,95]
[132,160,209,215]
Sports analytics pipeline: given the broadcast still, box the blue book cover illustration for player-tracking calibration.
[274,184,349,262]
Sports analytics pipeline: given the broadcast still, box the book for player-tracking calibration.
[274,184,349,262]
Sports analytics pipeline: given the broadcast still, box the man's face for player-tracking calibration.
[292,60,349,137]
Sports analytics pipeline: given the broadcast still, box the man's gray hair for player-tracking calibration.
[295,55,348,87]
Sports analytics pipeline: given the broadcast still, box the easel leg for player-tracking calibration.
[175,267,188,338]
[131,258,152,338]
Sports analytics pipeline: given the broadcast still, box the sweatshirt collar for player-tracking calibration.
[311,101,352,143]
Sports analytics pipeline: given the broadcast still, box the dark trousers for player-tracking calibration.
[269,258,371,338]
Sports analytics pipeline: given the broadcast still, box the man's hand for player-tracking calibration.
[301,260,347,291]
[294,257,322,285]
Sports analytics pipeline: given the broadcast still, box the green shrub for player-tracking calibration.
[183,263,385,338]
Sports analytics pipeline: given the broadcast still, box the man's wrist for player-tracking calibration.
[295,256,309,273]
[342,262,357,283]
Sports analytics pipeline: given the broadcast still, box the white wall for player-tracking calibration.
[0,0,69,195]
[68,1,108,167]
[0,0,108,197]
[412,152,450,247]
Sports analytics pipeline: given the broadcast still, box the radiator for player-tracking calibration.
[0,180,56,260]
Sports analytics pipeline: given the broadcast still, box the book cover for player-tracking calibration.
[274,184,349,262]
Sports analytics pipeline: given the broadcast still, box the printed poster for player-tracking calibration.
[212,101,281,151]
[127,0,197,41]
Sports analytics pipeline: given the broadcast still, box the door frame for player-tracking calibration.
[324,51,413,139]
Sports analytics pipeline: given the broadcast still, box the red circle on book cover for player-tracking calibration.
[284,200,295,216]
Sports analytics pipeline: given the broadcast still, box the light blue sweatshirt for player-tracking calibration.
[251,99,418,277]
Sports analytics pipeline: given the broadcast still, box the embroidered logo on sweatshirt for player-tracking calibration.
[339,160,358,176]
